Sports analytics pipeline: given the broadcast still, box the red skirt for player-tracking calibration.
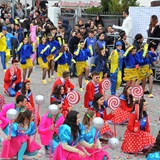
[100,124,114,137]
[110,108,131,124]
[121,129,155,153]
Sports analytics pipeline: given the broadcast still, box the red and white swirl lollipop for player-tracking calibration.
[67,91,80,105]
[107,95,120,110]
[131,86,143,99]
[102,78,111,90]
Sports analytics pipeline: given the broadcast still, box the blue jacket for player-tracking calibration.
[38,43,50,63]
[90,55,109,73]
[123,53,138,68]
[96,40,107,50]
[147,51,159,64]
[6,33,17,50]
[54,52,72,65]
[15,28,24,43]
[74,48,91,62]
[47,40,60,55]
[85,37,96,56]
[135,51,149,66]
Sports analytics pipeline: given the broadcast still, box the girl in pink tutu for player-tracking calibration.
[109,85,133,124]
[1,109,41,160]
[54,110,99,160]
[82,110,110,160]
[122,98,155,154]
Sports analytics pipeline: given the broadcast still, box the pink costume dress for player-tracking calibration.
[38,113,64,152]
[1,122,41,158]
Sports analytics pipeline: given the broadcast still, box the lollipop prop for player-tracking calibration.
[66,91,80,105]
[6,109,18,159]
[107,95,120,137]
[90,137,120,155]
[34,95,44,140]
[131,86,143,157]
[102,78,111,90]
[48,104,59,160]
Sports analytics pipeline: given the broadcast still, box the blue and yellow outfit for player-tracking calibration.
[0,32,7,70]
[96,40,107,51]
[47,40,60,62]
[16,43,33,70]
[38,43,50,69]
[54,51,71,77]
[74,47,91,76]
[123,47,139,81]
[109,49,124,95]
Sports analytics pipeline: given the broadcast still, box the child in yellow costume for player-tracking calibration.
[109,41,124,95]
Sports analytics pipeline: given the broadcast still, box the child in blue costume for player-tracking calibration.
[54,110,101,160]
[82,110,110,160]
[1,109,41,160]
[38,36,50,85]
[74,40,92,91]
[16,37,33,81]
[146,130,160,160]
[54,44,72,77]
[109,41,124,95]
[123,46,139,86]
[91,48,109,81]
[47,34,61,80]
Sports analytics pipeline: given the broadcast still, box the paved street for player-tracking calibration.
[0,64,160,160]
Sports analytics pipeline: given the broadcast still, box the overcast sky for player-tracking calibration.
[139,0,152,6]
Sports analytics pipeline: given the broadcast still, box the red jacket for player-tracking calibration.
[15,91,35,110]
[84,81,103,108]
[52,78,74,94]
[4,68,21,90]
[127,113,150,133]
[120,99,132,112]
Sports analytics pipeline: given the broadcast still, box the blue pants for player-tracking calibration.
[8,82,22,97]
[0,52,6,69]
[110,69,118,95]
[18,142,38,160]
[45,140,58,153]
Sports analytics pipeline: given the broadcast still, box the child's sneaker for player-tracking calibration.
[48,78,52,82]
[51,75,54,79]
[79,88,84,92]
[148,94,153,98]
[84,80,89,84]
[42,79,47,85]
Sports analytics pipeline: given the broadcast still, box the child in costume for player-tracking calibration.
[146,130,160,160]
[16,80,35,111]
[121,99,155,154]
[38,101,65,155]
[74,40,92,91]
[3,59,22,97]
[82,110,110,160]
[52,71,74,95]
[16,37,33,81]
[0,95,26,134]
[91,48,109,81]
[47,34,60,80]
[54,110,100,160]
[92,93,114,139]
[84,71,103,109]
[109,41,124,95]
[1,109,41,160]
[50,85,72,118]
[54,44,72,77]
[109,85,133,124]
[38,36,50,84]
[123,46,139,86]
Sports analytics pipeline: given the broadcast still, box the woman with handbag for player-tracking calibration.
[121,98,155,154]
[1,109,41,160]
[53,110,98,160]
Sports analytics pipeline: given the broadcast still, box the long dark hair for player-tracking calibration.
[14,109,32,125]
[92,93,104,112]
[51,85,63,99]
[21,80,31,95]
[122,85,133,107]
[132,98,147,120]
[63,110,80,141]
[98,48,106,63]
[146,131,160,157]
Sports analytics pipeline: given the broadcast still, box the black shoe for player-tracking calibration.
[144,91,149,94]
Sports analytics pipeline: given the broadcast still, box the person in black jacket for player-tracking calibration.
[133,34,144,51]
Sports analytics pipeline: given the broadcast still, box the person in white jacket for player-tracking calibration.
[113,10,132,43]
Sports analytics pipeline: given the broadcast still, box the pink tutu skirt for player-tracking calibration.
[1,136,41,158]
[54,144,109,160]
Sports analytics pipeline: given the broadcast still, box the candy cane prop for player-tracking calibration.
[107,95,120,137]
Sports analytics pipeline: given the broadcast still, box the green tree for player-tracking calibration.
[121,0,139,11]
[101,0,111,12]
[108,0,122,13]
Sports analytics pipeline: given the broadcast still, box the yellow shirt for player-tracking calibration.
[108,49,119,73]
[0,33,7,52]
